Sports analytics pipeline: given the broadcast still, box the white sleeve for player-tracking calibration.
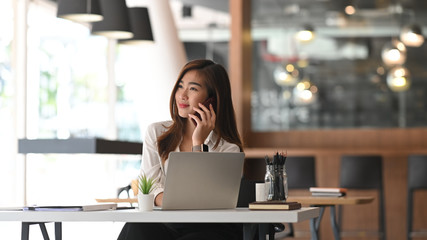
[217,143,240,152]
[140,123,165,199]
[211,138,240,153]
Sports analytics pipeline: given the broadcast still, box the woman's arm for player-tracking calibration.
[141,122,167,206]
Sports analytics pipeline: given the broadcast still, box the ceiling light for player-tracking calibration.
[293,78,317,104]
[57,0,103,23]
[381,39,407,66]
[92,0,133,39]
[119,7,154,45]
[387,66,411,92]
[296,25,315,43]
[345,5,356,15]
[274,63,299,87]
[400,24,424,47]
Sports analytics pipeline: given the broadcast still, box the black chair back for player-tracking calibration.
[407,155,427,240]
[286,156,316,189]
[408,155,427,190]
[340,155,383,189]
[237,177,263,207]
[339,155,385,240]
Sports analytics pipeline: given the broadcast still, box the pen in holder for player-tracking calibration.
[264,151,288,201]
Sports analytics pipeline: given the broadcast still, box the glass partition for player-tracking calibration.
[251,0,427,131]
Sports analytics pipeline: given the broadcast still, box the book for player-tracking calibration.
[309,187,347,193]
[249,201,301,210]
[24,203,117,212]
[311,192,346,197]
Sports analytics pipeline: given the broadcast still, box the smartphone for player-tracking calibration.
[192,97,217,125]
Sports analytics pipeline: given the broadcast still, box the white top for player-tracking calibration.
[141,121,240,199]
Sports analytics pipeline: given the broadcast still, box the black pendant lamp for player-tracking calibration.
[91,0,133,39]
[57,0,103,23]
[119,7,154,45]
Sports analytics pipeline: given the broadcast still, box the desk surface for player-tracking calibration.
[287,196,374,205]
[0,207,319,223]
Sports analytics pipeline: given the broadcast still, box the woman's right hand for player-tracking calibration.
[190,103,216,145]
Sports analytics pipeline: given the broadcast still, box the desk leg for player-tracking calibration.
[21,222,30,240]
[310,206,325,240]
[39,223,50,240]
[21,222,51,240]
[55,222,62,240]
[243,223,257,240]
[329,206,340,240]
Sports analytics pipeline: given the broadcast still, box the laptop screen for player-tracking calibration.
[161,152,245,210]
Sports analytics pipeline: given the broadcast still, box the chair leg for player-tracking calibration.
[379,190,386,240]
[329,206,340,240]
[407,190,413,240]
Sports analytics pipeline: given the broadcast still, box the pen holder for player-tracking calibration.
[264,152,288,201]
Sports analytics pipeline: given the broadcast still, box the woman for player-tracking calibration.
[118,59,244,240]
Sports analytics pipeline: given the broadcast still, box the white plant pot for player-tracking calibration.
[138,193,154,211]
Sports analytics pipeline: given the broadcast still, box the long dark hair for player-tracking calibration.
[157,59,243,162]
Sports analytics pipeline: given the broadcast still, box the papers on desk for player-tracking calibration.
[309,187,347,197]
[23,203,118,212]
[0,206,26,211]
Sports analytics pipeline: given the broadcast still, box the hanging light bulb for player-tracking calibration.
[293,78,317,104]
[273,63,299,87]
[387,66,411,92]
[296,25,315,43]
[400,24,424,47]
[381,39,407,66]
[344,3,356,15]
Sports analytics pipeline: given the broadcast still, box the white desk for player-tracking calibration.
[0,207,319,240]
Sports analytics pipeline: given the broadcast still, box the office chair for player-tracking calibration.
[117,184,132,198]
[407,155,427,240]
[117,179,138,207]
[284,156,317,238]
[237,177,285,240]
[339,155,385,240]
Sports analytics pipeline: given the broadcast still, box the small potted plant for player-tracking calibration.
[137,172,157,211]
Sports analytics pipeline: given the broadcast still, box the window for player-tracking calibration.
[0,0,15,206]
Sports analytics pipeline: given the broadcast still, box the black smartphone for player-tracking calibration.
[192,97,217,125]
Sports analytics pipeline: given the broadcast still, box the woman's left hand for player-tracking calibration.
[190,103,216,145]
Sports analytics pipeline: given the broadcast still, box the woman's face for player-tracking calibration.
[175,70,209,118]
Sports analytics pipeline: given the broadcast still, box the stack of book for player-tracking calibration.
[309,187,347,197]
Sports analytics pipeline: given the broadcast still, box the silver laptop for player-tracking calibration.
[161,152,245,210]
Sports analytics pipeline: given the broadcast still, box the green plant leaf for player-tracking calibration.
[138,172,158,194]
